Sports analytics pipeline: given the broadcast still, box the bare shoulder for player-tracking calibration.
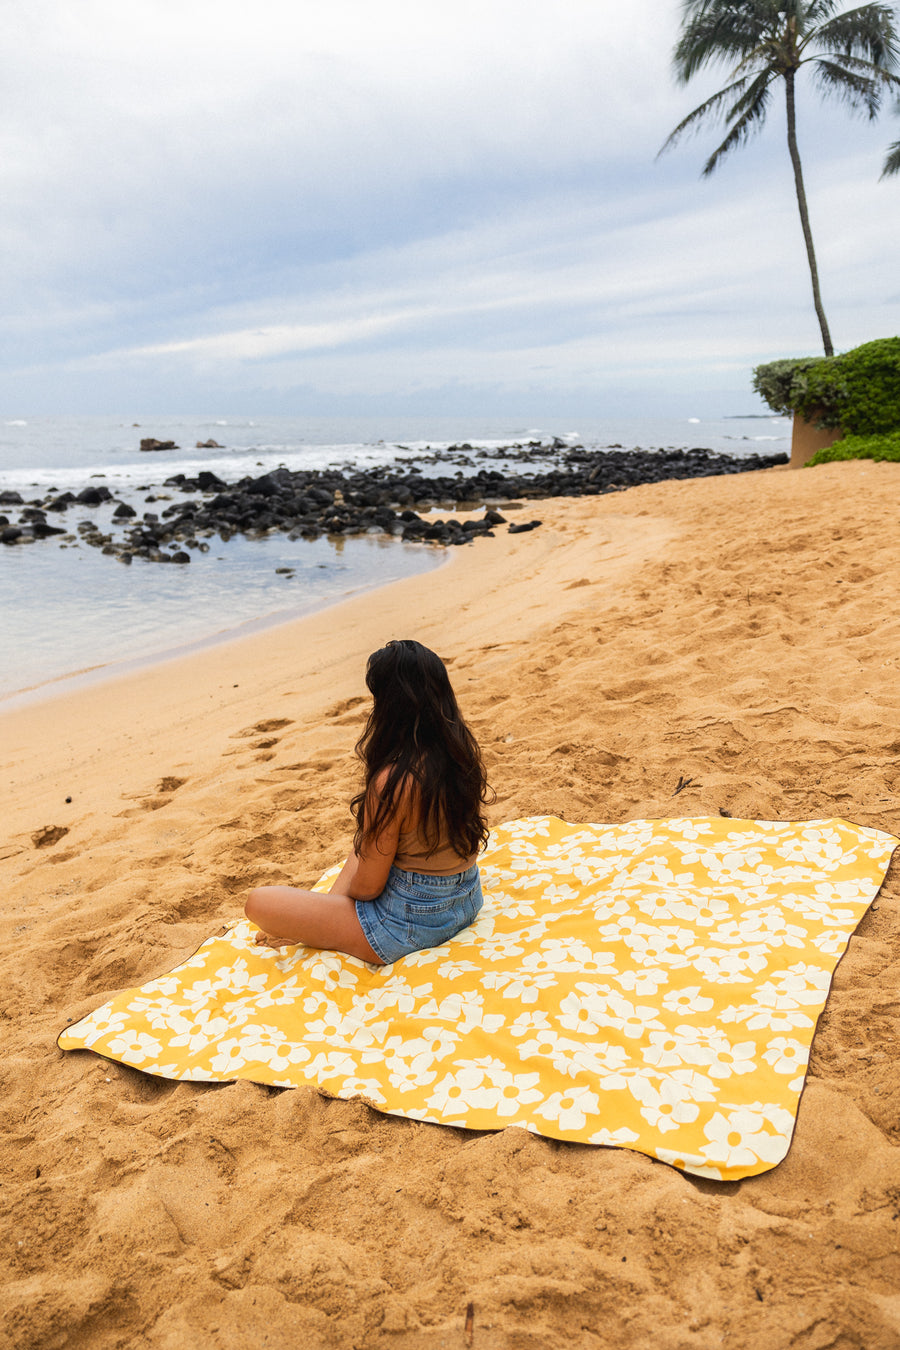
[369,767,418,821]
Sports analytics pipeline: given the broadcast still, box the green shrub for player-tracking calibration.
[752,357,824,414]
[807,430,900,465]
[753,336,900,432]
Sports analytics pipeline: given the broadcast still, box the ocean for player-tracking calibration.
[0,413,790,702]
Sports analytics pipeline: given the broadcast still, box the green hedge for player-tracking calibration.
[751,357,824,415]
[753,336,900,433]
[807,430,900,465]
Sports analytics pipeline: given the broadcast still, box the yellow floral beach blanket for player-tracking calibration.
[60,816,897,1181]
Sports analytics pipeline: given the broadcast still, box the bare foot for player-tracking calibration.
[253,930,297,950]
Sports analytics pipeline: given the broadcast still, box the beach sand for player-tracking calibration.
[2,459,899,1349]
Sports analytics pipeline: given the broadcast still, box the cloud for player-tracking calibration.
[2,0,898,413]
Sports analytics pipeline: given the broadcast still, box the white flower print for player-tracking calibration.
[713,912,807,949]
[769,964,831,1005]
[105,1028,163,1062]
[588,1126,641,1146]
[131,982,182,1014]
[214,959,270,995]
[416,991,504,1034]
[387,1060,439,1093]
[240,1027,311,1073]
[669,895,732,927]
[177,978,225,1007]
[567,1043,631,1088]
[762,1038,809,1075]
[254,978,309,1009]
[719,1002,813,1033]
[688,1031,757,1079]
[424,1065,489,1117]
[481,971,558,1003]
[607,993,666,1040]
[628,1079,700,1134]
[699,1108,790,1169]
[812,929,850,956]
[508,1010,552,1038]
[207,1038,250,1075]
[661,986,714,1016]
[623,928,694,970]
[557,987,613,1035]
[304,1014,348,1043]
[380,1026,459,1065]
[305,958,362,993]
[535,1086,601,1133]
[614,968,670,996]
[509,869,554,892]
[664,1067,717,1102]
[302,1050,358,1080]
[301,991,339,1018]
[170,1010,232,1055]
[690,946,769,984]
[340,1076,387,1103]
[474,935,526,961]
[436,959,482,982]
[58,812,898,1183]
[641,1029,706,1070]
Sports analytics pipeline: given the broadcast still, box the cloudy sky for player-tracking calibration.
[3,0,897,418]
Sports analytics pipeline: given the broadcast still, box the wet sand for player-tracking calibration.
[2,458,899,1348]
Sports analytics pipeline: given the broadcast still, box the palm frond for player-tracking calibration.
[807,5,900,68]
[802,1,842,25]
[805,49,900,78]
[658,75,755,154]
[673,1,775,82]
[701,74,774,174]
[882,138,900,175]
[811,57,891,114]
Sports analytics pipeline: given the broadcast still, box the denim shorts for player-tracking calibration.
[356,863,483,964]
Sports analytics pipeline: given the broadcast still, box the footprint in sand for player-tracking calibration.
[325,697,368,725]
[32,825,70,849]
[226,718,295,753]
[115,777,189,818]
[232,718,294,738]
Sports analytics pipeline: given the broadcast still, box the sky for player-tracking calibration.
[2,0,898,418]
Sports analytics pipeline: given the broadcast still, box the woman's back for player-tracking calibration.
[393,819,476,875]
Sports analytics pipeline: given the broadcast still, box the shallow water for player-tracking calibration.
[0,413,790,698]
[0,530,443,699]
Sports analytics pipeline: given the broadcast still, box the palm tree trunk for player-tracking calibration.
[784,69,834,357]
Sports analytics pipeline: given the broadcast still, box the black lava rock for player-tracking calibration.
[76,485,113,505]
[6,443,787,564]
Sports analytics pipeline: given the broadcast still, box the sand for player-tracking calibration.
[2,458,899,1349]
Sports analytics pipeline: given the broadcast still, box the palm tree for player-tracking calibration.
[660,1,900,357]
[883,127,900,174]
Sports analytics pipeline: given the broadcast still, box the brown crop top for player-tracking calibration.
[392,824,476,876]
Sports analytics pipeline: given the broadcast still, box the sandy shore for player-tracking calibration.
[2,459,899,1349]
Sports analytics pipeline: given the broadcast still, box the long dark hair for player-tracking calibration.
[351,639,491,859]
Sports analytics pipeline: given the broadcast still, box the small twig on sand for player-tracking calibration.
[465,1302,475,1346]
[672,776,698,796]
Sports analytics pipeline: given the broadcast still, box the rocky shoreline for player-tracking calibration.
[0,442,787,565]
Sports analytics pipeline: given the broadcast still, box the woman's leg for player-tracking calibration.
[245,853,384,964]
